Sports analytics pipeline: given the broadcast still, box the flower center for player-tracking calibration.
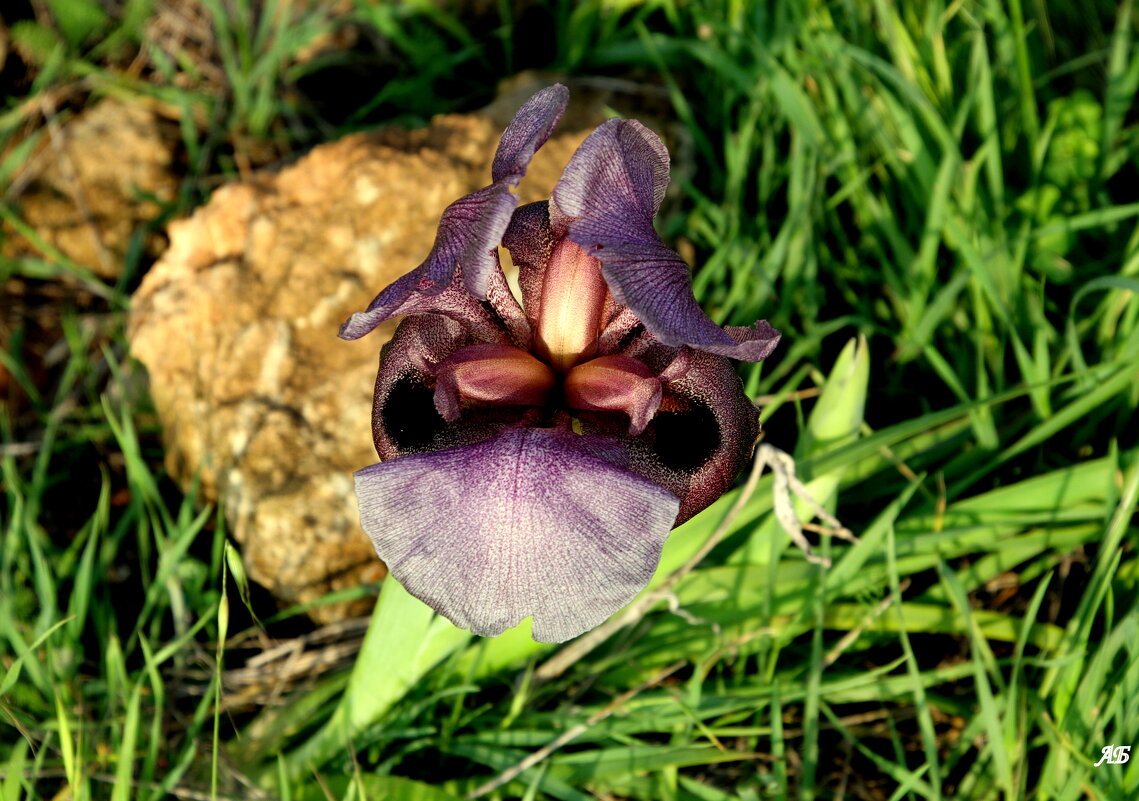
[428,237,665,434]
[533,238,608,372]
[432,342,663,436]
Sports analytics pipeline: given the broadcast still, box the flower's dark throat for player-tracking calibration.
[378,366,721,477]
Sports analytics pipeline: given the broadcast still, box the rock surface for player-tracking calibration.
[3,99,177,279]
[128,94,602,620]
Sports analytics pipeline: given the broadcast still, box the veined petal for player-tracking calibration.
[492,84,570,185]
[551,118,669,232]
[552,119,781,362]
[717,322,782,361]
[338,187,517,339]
[354,427,680,643]
[339,85,569,340]
[636,346,761,524]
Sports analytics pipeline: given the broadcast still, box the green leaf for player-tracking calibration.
[0,617,73,698]
[296,775,464,801]
[1,740,29,801]
[278,578,469,780]
[45,0,111,48]
[111,683,143,801]
[7,21,65,65]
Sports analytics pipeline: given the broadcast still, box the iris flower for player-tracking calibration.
[340,85,780,643]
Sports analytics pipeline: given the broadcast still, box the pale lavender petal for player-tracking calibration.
[353,427,680,642]
[340,86,569,339]
[552,119,780,362]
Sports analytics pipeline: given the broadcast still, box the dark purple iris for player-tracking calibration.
[340,85,780,643]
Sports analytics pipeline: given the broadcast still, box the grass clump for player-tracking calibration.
[2,1,1138,799]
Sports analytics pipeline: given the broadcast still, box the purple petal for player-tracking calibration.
[338,191,520,339]
[638,346,761,524]
[341,257,525,345]
[492,84,569,185]
[502,200,556,326]
[354,427,680,642]
[719,322,782,361]
[339,86,569,340]
[551,118,669,232]
[552,119,780,362]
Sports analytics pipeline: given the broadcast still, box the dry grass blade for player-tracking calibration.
[172,617,371,711]
[764,444,857,566]
[223,617,370,710]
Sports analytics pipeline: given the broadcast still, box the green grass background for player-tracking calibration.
[2,0,1138,798]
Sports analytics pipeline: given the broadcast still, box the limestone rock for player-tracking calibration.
[4,99,177,278]
[128,106,595,621]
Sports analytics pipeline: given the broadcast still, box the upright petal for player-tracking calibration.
[338,186,517,339]
[502,200,556,328]
[531,238,609,371]
[551,118,669,231]
[553,119,780,362]
[492,84,570,185]
[354,427,680,643]
[339,85,569,340]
